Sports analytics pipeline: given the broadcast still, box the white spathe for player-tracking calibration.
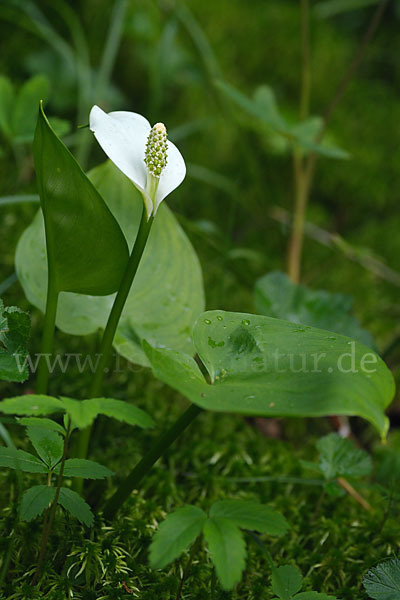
[89,105,186,218]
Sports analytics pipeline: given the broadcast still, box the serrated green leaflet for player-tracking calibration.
[203,517,246,590]
[149,505,207,569]
[0,394,153,431]
[20,485,56,521]
[16,160,204,366]
[19,417,66,436]
[61,396,154,429]
[363,558,400,600]
[0,447,48,473]
[316,433,372,480]
[29,104,129,296]
[58,487,94,527]
[26,427,63,468]
[210,500,288,536]
[57,458,113,479]
[0,395,65,416]
[144,310,394,437]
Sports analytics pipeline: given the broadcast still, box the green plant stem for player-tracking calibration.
[32,419,71,586]
[35,277,59,394]
[76,209,153,460]
[102,404,202,520]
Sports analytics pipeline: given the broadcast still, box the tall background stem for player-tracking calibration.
[287,0,388,283]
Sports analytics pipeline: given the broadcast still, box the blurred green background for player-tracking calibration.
[1,0,399,355]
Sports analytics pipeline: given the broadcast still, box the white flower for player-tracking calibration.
[89,105,186,219]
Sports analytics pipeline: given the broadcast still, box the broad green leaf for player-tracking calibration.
[149,505,207,569]
[95,397,154,428]
[26,426,63,468]
[210,500,288,536]
[0,446,47,473]
[58,487,94,527]
[16,160,205,366]
[203,517,246,590]
[31,104,129,296]
[0,300,30,383]
[144,310,394,437]
[363,558,400,600]
[19,417,66,436]
[12,75,50,140]
[58,458,113,479]
[316,433,372,480]
[255,272,375,349]
[0,76,14,137]
[272,565,303,600]
[20,485,56,521]
[0,394,65,416]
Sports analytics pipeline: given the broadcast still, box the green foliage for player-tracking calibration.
[272,565,303,600]
[58,487,94,527]
[0,299,30,383]
[216,79,349,159]
[26,426,63,468]
[301,433,372,482]
[150,499,288,590]
[271,564,338,599]
[0,446,47,473]
[363,558,400,600]
[31,104,129,296]
[0,394,64,416]
[16,160,205,366]
[0,74,70,145]
[58,458,113,479]
[149,505,207,569]
[144,310,394,437]
[20,485,56,521]
[316,433,372,480]
[0,394,154,430]
[209,499,288,536]
[255,271,375,348]
[18,417,66,436]
[204,517,246,590]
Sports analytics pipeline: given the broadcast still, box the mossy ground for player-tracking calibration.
[0,367,398,599]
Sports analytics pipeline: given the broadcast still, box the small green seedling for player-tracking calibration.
[363,557,400,600]
[149,499,289,591]
[271,564,338,600]
[301,433,372,496]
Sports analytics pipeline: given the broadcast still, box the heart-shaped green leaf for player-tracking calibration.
[16,160,204,365]
[144,310,394,437]
[31,104,129,296]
